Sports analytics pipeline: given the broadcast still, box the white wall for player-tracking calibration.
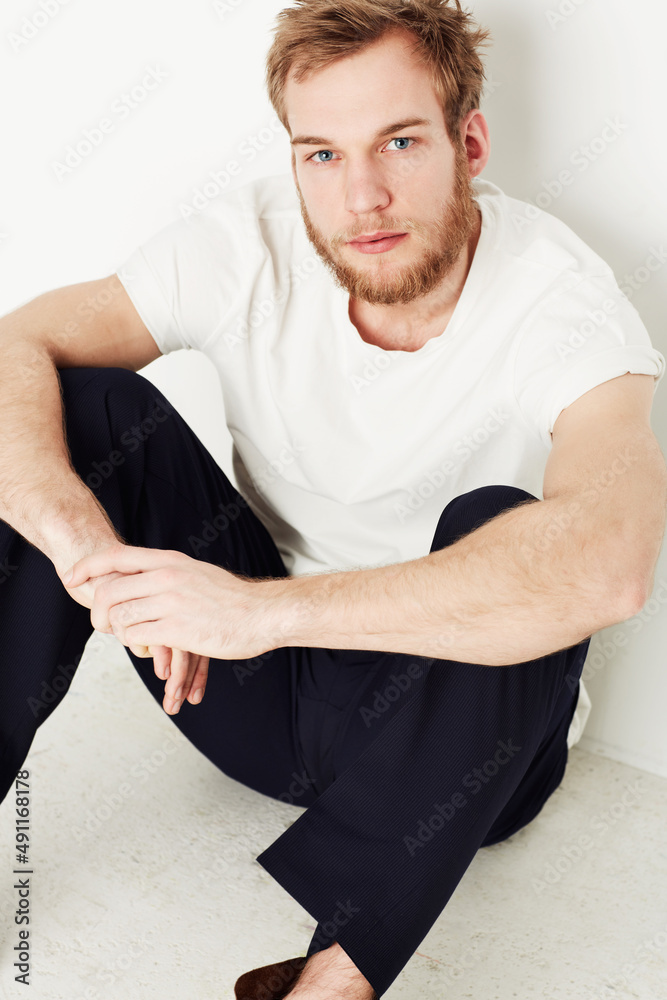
[1,0,666,774]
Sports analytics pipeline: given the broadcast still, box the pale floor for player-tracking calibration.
[1,633,666,1000]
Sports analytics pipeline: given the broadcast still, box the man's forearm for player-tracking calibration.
[0,338,122,569]
[261,495,643,666]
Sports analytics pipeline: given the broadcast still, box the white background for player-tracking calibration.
[1,0,666,775]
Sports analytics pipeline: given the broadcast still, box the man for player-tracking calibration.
[0,1,665,998]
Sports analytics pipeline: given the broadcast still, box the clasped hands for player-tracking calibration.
[57,543,290,716]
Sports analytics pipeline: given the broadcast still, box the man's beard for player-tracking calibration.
[294,141,480,306]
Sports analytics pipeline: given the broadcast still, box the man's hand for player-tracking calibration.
[58,542,286,711]
[52,536,157,657]
[54,551,207,714]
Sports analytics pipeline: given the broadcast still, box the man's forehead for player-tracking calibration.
[284,31,441,137]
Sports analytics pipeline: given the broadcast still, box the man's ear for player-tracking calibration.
[460,109,491,179]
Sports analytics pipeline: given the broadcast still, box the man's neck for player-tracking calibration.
[348,206,482,353]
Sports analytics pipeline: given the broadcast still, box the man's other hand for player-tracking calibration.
[55,550,209,714]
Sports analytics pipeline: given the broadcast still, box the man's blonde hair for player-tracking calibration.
[265,0,492,145]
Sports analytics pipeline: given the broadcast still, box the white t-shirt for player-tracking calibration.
[116,173,665,750]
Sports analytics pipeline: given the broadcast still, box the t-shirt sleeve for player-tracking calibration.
[114,195,255,356]
[512,272,666,446]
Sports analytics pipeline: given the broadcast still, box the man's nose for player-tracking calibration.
[343,160,392,217]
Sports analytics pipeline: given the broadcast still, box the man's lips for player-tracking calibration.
[348,230,404,243]
[346,232,408,254]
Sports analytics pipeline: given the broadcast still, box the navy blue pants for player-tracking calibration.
[0,367,590,997]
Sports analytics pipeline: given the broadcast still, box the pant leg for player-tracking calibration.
[255,484,591,997]
[0,366,309,807]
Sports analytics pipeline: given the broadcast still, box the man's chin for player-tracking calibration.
[334,266,401,298]
[308,240,429,304]
[341,276,426,307]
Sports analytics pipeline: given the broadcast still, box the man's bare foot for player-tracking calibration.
[283,941,377,999]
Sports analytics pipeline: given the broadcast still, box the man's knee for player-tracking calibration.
[430,484,539,552]
[58,365,159,407]
[57,367,172,493]
[58,366,172,444]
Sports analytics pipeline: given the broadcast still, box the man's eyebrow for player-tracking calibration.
[290,116,433,147]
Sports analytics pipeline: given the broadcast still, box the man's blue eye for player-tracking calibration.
[309,138,413,163]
